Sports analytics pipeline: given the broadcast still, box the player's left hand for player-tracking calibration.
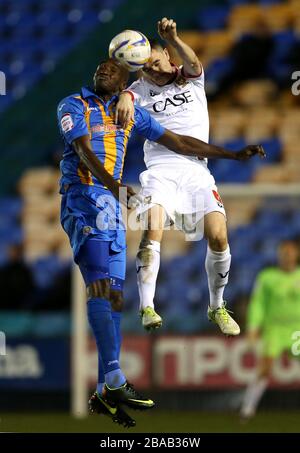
[236,145,266,161]
[158,17,178,43]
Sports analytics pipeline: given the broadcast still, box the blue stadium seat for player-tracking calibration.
[0,226,23,245]
[0,197,22,217]
[30,255,64,289]
[0,0,126,113]
[259,138,282,163]
[205,57,233,85]
[196,5,230,31]
[272,31,296,61]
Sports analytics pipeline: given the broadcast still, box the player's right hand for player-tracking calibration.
[158,17,178,43]
[115,92,134,130]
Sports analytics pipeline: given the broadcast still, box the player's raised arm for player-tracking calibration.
[72,135,135,206]
[156,129,266,161]
[158,17,202,77]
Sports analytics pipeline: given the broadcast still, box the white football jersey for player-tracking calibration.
[127,66,214,185]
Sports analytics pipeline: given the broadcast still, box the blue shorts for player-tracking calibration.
[60,184,126,286]
[77,237,125,288]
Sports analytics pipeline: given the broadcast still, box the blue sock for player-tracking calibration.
[105,369,126,388]
[105,312,125,388]
[95,312,123,393]
[87,298,121,374]
[111,311,122,358]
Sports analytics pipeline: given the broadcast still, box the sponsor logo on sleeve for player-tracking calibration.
[61,113,74,132]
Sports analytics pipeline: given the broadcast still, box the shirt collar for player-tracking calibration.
[81,86,118,106]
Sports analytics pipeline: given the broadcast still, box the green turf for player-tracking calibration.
[0,411,300,433]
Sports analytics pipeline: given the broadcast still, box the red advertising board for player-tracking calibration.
[88,335,300,389]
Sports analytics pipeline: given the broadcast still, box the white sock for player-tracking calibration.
[205,245,231,310]
[136,240,160,311]
[240,377,268,417]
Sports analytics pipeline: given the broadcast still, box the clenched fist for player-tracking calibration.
[157,17,178,43]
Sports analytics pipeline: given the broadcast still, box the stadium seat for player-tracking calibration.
[0,0,121,112]
[196,6,230,31]
[201,31,233,64]
[210,110,245,143]
[30,255,66,289]
[205,57,233,86]
[244,108,279,141]
[233,80,278,107]
[263,4,294,31]
[259,138,282,163]
[228,5,263,35]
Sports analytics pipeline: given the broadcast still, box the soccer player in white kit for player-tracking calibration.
[116,18,263,335]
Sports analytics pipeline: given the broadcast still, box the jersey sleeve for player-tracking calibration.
[180,64,205,88]
[57,96,89,145]
[124,79,145,105]
[133,105,165,141]
[247,272,268,331]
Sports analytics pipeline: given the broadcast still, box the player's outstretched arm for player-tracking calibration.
[158,17,202,77]
[156,130,266,161]
[72,135,135,206]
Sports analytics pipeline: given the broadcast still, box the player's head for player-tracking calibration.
[141,38,174,86]
[278,240,299,271]
[93,58,129,96]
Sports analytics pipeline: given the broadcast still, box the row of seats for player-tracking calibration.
[1,179,299,332]
[0,0,123,112]
[196,1,300,33]
[173,29,299,86]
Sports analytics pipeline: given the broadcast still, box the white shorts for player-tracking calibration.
[136,165,226,240]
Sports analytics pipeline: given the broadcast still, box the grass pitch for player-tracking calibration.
[0,411,299,433]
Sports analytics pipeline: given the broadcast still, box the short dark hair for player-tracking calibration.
[148,38,165,51]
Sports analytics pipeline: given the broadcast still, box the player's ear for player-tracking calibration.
[163,48,170,61]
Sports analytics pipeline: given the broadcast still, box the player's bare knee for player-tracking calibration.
[87,278,110,300]
[109,290,124,312]
[208,232,228,252]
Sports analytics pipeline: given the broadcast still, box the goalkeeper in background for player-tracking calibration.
[240,239,300,420]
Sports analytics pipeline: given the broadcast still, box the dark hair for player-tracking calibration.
[148,38,165,51]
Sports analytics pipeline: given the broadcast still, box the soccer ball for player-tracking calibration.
[109,30,151,72]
